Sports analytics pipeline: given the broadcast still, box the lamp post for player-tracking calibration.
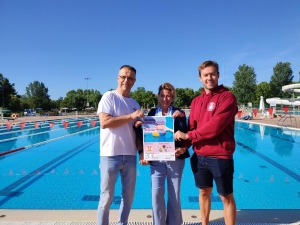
[84,78,91,107]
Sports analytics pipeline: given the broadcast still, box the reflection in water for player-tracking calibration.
[65,121,98,137]
[270,127,294,156]
[259,125,265,139]
[235,123,257,156]
[0,132,18,152]
[27,127,50,145]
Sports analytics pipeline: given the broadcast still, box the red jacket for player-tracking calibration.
[187,85,238,159]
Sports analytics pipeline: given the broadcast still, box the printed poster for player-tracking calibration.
[142,116,175,161]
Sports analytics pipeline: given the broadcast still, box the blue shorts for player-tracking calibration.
[193,155,234,196]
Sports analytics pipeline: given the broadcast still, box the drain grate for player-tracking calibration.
[0,222,295,225]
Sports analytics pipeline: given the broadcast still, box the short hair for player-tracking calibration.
[157,82,177,107]
[198,60,219,77]
[120,65,136,74]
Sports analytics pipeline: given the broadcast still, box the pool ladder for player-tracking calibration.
[277,113,297,128]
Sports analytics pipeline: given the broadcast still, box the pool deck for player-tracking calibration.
[0,209,300,224]
[236,111,300,129]
[1,114,300,224]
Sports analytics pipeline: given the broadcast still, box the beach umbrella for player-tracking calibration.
[259,96,265,113]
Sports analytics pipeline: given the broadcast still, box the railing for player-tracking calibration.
[277,113,297,128]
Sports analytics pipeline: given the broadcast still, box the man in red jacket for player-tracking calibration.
[174,60,238,225]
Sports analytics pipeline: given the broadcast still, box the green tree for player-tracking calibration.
[61,90,77,109]
[255,82,271,105]
[232,64,257,106]
[62,89,102,110]
[175,88,196,108]
[49,98,62,110]
[131,87,156,108]
[19,95,30,110]
[0,73,17,108]
[269,62,293,98]
[88,89,102,109]
[25,81,51,110]
[9,95,21,111]
[75,89,85,110]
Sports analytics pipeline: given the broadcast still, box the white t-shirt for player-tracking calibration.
[97,90,140,156]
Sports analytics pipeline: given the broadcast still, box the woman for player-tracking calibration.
[146,82,189,225]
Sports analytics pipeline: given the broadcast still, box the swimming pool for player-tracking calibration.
[276,110,300,115]
[0,119,299,210]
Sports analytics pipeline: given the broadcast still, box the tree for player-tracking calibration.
[232,64,257,106]
[175,88,196,108]
[269,62,293,98]
[9,95,21,111]
[61,90,77,109]
[19,95,30,110]
[74,89,85,109]
[0,73,17,108]
[25,81,51,110]
[61,89,102,110]
[49,98,62,110]
[88,89,102,109]
[255,82,271,105]
[131,87,157,108]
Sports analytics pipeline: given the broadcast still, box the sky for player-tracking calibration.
[1,0,300,100]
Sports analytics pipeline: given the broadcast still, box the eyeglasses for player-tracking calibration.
[118,75,136,82]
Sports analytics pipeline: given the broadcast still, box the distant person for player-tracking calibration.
[174,60,238,225]
[97,65,144,225]
[136,82,189,225]
[242,110,253,120]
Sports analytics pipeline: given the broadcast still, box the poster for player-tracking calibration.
[142,116,175,161]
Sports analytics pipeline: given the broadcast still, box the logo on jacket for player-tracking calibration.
[207,102,216,111]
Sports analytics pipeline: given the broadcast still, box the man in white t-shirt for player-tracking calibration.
[97,65,144,225]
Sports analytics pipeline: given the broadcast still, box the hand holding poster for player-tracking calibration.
[142,116,175,161]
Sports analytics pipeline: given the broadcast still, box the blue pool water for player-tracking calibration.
[277,110,300,115]
[0,119,300,210]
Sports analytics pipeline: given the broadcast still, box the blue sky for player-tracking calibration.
[1,0,300,100]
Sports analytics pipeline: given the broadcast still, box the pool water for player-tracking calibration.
[0,118,98,153]
[0,120,300,210]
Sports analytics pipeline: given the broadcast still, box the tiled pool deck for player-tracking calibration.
[1,113,300,224]
[0,209,300,224]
